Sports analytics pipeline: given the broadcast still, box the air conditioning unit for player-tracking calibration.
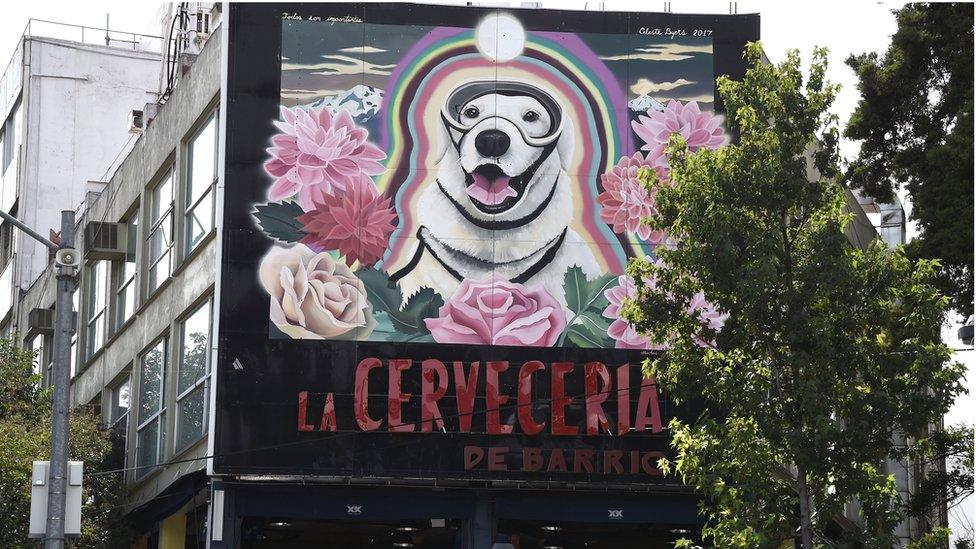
[84,222,128,261]
[128,109,144,134]
[26,308,54,338]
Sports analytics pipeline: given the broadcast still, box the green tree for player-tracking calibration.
[845,2,974,316]
[905,424,974,548]
[624,43,966,548]
[0,337,131,548]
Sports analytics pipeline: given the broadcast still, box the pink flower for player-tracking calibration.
[597,152,669,244]
[298,178,397,267]
[425,279,566,347]
[688,292,726,333]
[603,275,665,350]
[603,275,726,350]
[264,105,386,210]
[632,100,727,152]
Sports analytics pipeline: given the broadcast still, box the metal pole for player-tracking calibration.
[45,210,77,549]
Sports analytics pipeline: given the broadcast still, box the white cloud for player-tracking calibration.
[630,77,695,95]
[282,54,396,75]
[280,88,342,99]
[672,93,714,103]
[338,45,388,54]
[601,42,713,62]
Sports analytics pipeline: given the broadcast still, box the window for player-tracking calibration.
[115,209,139,329]
[185,113,217,253]
[109,376,130,427]
[85,261,109,358]
[43,332,53,387]
[147,170,174,294]
[175,300,211,451]
[1,104,16,174]
[136,337,168,475]
[29,335,43,383]
[70,289,78,378]
[0,220,14,274]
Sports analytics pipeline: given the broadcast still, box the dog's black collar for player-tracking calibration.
[388,226,569,286]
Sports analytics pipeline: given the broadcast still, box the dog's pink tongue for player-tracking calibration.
[467,173,516,206]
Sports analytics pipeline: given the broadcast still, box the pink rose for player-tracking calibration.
[425,279,566,347]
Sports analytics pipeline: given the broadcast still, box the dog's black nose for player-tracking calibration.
[474,129,510,157]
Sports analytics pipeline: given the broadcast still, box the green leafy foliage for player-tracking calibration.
[623,42,966,548]
[845,3,974,315]
[559,267,616,348]
[252,201,307,243]
[0,337,131,548]
[356,268,442,339]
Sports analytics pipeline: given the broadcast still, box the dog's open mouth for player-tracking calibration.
[465,164,525,213]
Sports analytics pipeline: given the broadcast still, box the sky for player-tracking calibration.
[0,0,971,538]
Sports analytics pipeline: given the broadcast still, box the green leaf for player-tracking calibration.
[563,266,617,315]
[396,288,444,335]
[253,201,306,243]
[355,269,442,336]
[565,310,614,348]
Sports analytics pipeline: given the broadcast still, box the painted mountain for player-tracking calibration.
[310,84,385,124]
[628,94,666,113]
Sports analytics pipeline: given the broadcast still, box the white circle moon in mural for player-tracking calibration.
[476,13,525,62]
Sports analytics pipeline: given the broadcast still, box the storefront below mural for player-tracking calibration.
[218,484,704,548]
[240,518,462,548]
[496,521,702,549]
[238,518,701,549]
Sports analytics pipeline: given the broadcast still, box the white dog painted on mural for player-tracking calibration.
[389,80,601,306]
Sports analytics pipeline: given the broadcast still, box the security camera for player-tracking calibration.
[55,248,81,268]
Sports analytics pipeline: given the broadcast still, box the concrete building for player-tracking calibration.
[0,22,163,346]
[7,3,949,549]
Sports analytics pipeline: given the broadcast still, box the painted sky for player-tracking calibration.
[280,19,715,110]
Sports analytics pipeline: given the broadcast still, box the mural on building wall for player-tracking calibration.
[252,12,728,349]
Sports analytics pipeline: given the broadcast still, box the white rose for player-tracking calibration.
[259,244,376,339]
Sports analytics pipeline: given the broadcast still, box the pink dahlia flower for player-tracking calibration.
[603,275,664,350]
[597,152,669,244]
[688,291,726,333]
[425,279,566,347]
[603,275,726,350]
[264,105,386,210]
[632,100,727,152]
[298,178,397,267]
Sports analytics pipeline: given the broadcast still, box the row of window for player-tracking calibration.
[31,296,214,479]
[136,299,213,474]
[27,106,220,481]
[82,110,218,365]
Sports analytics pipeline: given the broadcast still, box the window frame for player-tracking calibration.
[1,103,16,175]
[174,299,212,452]
[69,288,78,378]
[135,336,169,478]
[29,334,43,384]
[109,375,131,428]
[114,206,140,330]
[146,168,175,295]
[84,260,109,359]
[183,111,218,255]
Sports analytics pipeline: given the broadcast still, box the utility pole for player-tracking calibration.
[0,208,78,549]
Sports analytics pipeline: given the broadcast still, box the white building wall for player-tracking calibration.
[17,38,160,304]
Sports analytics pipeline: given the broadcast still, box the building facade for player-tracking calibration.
[0,23,162,341]
[9,3,933,549]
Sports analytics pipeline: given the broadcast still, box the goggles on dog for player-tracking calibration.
[440,80,565,147]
